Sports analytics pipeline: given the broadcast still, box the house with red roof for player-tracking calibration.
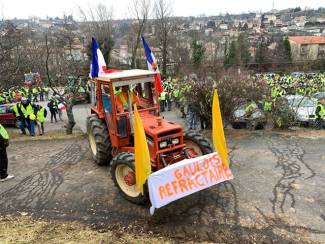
[288,36,325,61]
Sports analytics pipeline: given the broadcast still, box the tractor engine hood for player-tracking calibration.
[140,113,183,138]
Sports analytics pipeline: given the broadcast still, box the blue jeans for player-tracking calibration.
[189,111,196,129]
[160,100,165,112]
[17,119,26,134]
[26,119,35,136]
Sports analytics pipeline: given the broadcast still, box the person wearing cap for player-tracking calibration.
[19,98,36,136]
[0,123,14,182]
[12,98,27,135]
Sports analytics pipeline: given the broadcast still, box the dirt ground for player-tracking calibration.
[1,127,325,243]
[0,216,169,244]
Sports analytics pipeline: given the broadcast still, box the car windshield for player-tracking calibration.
[0,106,7,114]
[288,97,315,107]
[314,93,325,100]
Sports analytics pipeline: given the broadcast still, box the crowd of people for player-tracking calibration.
[256,72,325,129]
[255,72,325,98]
[159,72,325,130]
[0,85,50,105]
[159,77,207,129]
[0,88,65,182]
[13,97,47,136]
[12,94,64,136]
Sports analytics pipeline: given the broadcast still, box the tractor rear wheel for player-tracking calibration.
[111,153,148,205]
[184,130,214,157]
[86,114,112,165]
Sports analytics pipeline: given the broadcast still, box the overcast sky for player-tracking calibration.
[0,0,324,19]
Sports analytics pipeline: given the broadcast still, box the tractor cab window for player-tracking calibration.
[113,80,157,114]
[101,85,111,113]
[115,85,140,113]
[139,82,155,103]
[133,81,156,109]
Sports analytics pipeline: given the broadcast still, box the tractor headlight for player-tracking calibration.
[171,138,179,145]
[159,141,168,149]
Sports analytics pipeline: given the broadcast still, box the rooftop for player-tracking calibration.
[288,36,325,44]
[98,69,156,83]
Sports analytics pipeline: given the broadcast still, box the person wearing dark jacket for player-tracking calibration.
[47,98,57,123]
[0,124,14,182]
[12,99,27,134]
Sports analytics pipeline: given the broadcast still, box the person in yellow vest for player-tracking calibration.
[159,91,167,112]
[12,98,28,135]
[315,99,325,129]
[115,86,140,137]
[32,86,39,102]
[115,86,139,113]
[34,105,47,135]
[0,124,14,182]
[43,87,50,101]
[19,97,36,136]
[0,92,5,104]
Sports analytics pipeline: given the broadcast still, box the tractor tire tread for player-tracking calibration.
[111,153,148,205]
[184,130,214,155]
[87,115,112,165]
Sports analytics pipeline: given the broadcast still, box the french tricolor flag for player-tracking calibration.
[141,36,163,94]
[90,37,119,78]
[90,37,107,78]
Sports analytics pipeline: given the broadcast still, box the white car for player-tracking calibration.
[312,92,325,101]
[285,95,317,125]
[231,101,267,129]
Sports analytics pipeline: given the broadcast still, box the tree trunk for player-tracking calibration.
[65,100,76,134]
[162,37,167,77]
[131,32,141,69]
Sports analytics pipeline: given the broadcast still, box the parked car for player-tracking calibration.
[0,103,16,126]
[285,95,317,126]
[291,72,305,77]
[312,92,325,101]
[231,101,267,130]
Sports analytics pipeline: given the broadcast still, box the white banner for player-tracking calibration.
[148,152,233,210]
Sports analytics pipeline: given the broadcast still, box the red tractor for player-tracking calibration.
[87,70,213,204]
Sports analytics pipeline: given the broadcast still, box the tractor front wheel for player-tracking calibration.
[184,130,214,157]
[86,114,112,165]
[111,153,148,205]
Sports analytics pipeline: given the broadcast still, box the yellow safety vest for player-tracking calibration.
[20,104,34,118]
[317,104,325,118]
[263,101,272,111]
[0,124,9,140]
[37,107,45,122]
[118,93,128,108]
[160,92,166,101]
[12,104,20,117]
[173,89,179,98]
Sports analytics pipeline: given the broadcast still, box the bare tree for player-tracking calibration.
[44,16,87,134]
[153,0,174,77]
[128,0,151,68]
[0,21,28,88]
[79,4,114,64]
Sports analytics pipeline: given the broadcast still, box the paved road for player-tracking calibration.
[1,129,325,243]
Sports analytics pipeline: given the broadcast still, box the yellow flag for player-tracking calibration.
[133,104,151,194]
[212,90,229,168]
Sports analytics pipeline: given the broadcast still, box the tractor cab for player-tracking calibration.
[87,69,214,204]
